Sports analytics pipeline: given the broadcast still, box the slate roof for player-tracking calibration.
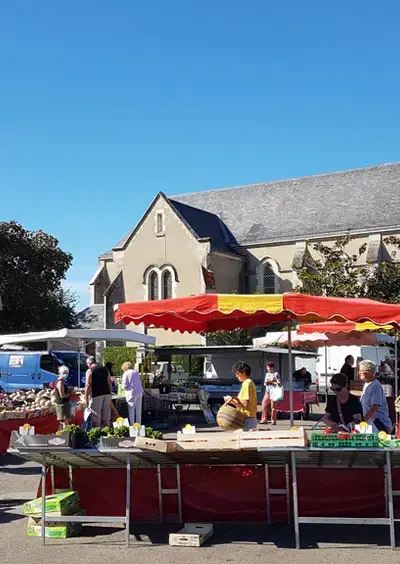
[98,250,113,260]
[169,200,238,254]
[77,304,104,330]
[171,163,400,245]
[99,163,400,259]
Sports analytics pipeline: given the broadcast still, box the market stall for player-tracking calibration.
[8,441,400,550]
[115,293,400,426]
[8,293,400,550]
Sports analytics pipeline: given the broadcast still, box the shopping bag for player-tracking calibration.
[270,386,284,402]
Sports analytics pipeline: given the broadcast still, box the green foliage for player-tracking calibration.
[103,347,137,374]
[171,354,204,375]
[205,328,252,346]
[113,425,130,438]
[87,426,113,445]
[0,221,76,332]
[145,427,164,440]
[58,424,163,445]
[56,424,86,436]
[294,235,400,304]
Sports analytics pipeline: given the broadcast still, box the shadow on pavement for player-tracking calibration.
[0,499,26,524]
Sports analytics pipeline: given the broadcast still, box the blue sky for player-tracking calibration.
[1,1,399,308]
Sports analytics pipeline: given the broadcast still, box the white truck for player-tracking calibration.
[316,345,395,396]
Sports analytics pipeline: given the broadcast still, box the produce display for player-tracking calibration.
[311,432,381,448]
[56,424,164,447]
[0,388,85,421]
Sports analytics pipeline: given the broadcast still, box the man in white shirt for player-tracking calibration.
[359,359,392,433]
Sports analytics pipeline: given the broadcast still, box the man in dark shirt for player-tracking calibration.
[340,355,355,387]
[293,367,312,389]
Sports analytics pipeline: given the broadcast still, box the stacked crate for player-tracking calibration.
[24,491,84,539]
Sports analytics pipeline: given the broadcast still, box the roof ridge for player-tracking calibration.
[170,162,400,198]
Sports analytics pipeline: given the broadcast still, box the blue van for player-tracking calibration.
[0,350,88,392]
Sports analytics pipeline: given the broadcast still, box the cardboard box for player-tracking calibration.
[27,502,81,518]
[134,436,177,453]
[99,437,137,450]
[23,491,79,516]
[27,520,82,539]
[28,509,85,525]
[10,431,71,449]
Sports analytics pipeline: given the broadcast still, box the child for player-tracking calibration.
[224,361,258,431]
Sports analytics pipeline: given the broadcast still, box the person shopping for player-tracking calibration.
[359,359,392,433]
[224,361,258,431]
[323,373,362,432]
[53,365,72,431]
[261,361,281,425]
[85,356,112,428]
[122,362,144,425]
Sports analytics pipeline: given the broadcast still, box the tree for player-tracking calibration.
[206,328,253,346]
[0,221,77,333]
[294,234,400,303]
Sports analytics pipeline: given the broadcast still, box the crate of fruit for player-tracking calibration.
[311,432,380,448]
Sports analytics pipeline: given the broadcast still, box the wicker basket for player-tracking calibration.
[216,403,245,431]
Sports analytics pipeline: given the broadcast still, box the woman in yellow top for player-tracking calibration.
[224,361,258,431]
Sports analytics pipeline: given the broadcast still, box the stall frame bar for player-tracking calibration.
[40,453,131,547]
[290,450,396,549]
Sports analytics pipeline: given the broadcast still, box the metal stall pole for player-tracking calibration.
[68,465,73,490]
[265,464,271,524]
[285,463,291,524]
[287,318,294,427]
[385,450,395,550]
[395,332,398,427]
[177,465,182,524]
[291,451,300,549]
[41,454,47,546]
[157,464,163,523]
[125,454,131,548]
[50,465,55,495]
[324,345,328,405]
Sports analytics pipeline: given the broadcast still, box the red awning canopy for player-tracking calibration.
[114,293,400,334]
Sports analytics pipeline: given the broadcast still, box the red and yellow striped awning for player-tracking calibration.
[297,320,393,335]
[114,293,400,334]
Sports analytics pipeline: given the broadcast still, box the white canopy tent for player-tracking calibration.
[0,329,155,347]
[0,328,155,386]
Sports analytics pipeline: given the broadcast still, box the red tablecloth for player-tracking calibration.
[40,465,397,522]
[0,410,84,455]
[276,391,318,414]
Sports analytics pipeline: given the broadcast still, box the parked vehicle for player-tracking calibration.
[316,345,395,396]
[0,350,88,392]
[156,361,189,382]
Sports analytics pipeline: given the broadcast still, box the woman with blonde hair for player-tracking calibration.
[122,361,144,425]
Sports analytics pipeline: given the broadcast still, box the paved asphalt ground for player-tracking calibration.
[2,405,400,563]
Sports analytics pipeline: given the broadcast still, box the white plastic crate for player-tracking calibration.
[169,523,213,547]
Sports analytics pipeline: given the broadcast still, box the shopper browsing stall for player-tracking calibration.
[359,359,392,433]
[53,365,72,430]
[323,373,362,432]
[121,362,144,425]
[224,361,258,431]
[85,357,112,428]
[261,361,281,425]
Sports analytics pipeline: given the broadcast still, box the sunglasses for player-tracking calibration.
[330,386,343,392]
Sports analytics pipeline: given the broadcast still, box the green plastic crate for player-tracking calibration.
[310,433,380,448]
